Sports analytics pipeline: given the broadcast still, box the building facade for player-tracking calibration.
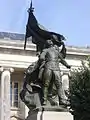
[0,32,90,120]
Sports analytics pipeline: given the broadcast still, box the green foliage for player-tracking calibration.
[69,58,90,119]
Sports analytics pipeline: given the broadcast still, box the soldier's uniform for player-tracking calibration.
[39,44,70,105]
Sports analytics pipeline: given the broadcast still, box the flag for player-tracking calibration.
[24,1,66,50]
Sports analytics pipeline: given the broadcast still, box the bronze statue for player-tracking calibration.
[39,40,70,105]
[20,1,71,110]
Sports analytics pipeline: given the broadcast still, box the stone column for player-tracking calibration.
[25,105,29,118]
[62,71,69,100]
[0,67,14,120]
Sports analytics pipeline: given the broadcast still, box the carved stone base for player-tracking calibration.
[25,106,73,120]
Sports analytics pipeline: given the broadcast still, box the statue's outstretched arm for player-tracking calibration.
[59,54,71,69]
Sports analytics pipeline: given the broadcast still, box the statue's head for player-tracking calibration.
[46,39,53,47]
[51,34,66,47]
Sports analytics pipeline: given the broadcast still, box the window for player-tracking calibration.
[14,83,18,107]
[10,82,12,106]
[10,82,19,108]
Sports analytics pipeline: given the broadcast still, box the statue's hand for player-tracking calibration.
[67,65,71,69]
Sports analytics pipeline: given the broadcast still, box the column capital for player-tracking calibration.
[0,67,14,73]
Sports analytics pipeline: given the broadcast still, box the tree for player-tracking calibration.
[68,57,90,120]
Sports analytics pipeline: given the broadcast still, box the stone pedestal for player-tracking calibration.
[26,107,73,120]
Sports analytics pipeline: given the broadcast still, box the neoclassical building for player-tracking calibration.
[0,32,90,120]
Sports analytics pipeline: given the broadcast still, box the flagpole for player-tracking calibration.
[24,35,27,50]
[24,0,33,50]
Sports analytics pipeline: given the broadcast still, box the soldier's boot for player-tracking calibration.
[59,97,70,106]
[48,97,58,106]
[56,86,67,106]
[43,87,48,105]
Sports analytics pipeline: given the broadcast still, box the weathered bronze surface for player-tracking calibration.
[20,1,71,111]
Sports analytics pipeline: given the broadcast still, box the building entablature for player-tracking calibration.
[0,39,90,56]
[0,39,89,70]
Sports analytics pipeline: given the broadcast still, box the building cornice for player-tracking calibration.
[0,38,89,70]
[0,39,90,56]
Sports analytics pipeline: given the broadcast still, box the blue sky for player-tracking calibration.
[0,0,90,46]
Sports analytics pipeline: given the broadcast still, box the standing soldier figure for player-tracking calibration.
[39,40,71,105]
